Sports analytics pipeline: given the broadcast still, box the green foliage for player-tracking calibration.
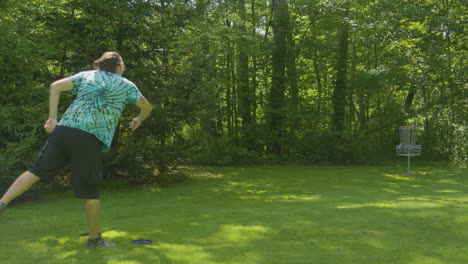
[0,106,45,191]
[0,0,466,192]
[0,1,53,191]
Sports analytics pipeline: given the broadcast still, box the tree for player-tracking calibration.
[267,0,290,156]
[237,0,253,146]
[332,1,349,135]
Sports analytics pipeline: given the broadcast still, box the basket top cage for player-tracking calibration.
[396,126,421,156]
[399,126,418,145]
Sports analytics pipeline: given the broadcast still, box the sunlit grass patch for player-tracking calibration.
[0,166,466,264]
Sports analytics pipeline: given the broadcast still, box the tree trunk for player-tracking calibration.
[268,0,290,156]
[287,26,298,110]
[237,0,252,146]
[332,2,349,134]
[404,87,416,112]
[251,0,258,123]
[313,48,323,113]
[331,2,350,163]
[225,19,234,140]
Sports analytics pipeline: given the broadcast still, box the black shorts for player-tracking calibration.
[28,125,103,199]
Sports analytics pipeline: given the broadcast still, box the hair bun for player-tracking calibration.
[93,52,122,73]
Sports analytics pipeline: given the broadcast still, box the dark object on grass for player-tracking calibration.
[80,232,101,237]
[131,239,152,245]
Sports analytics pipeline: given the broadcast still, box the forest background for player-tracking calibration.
[0,0,466,189]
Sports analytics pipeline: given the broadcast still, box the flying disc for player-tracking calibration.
[131,239,153,245]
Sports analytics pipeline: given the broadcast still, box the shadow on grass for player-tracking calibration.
[167,166,468,264]
[3,166,466,264]
[15,232,170,264]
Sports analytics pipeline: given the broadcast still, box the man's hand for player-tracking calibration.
[130,95,152,131]
[44,118,57,134]
[129,117,142,131]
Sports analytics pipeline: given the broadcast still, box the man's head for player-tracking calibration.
[93,51,125,75]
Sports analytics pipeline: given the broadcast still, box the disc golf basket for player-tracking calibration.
[396,126,422,174]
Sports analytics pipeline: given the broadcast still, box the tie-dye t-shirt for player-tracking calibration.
[58,70,142,152]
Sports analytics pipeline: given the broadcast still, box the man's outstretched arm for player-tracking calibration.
[129,95,152,131]
[45,77,73,133]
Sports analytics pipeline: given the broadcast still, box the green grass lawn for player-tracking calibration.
[0,166,467,264]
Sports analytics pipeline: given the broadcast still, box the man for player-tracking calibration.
[0,51,152,249]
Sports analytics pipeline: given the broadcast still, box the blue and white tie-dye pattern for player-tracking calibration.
[59,70,142,152]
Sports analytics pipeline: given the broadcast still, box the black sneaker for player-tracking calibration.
[0,201,6,215]
[86,233,116,250]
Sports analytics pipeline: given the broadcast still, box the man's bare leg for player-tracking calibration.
[85,199,100,239]
[85,199,116,249]
[0,171,40,206]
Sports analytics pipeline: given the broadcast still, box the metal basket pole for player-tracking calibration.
[407,152,410,174]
